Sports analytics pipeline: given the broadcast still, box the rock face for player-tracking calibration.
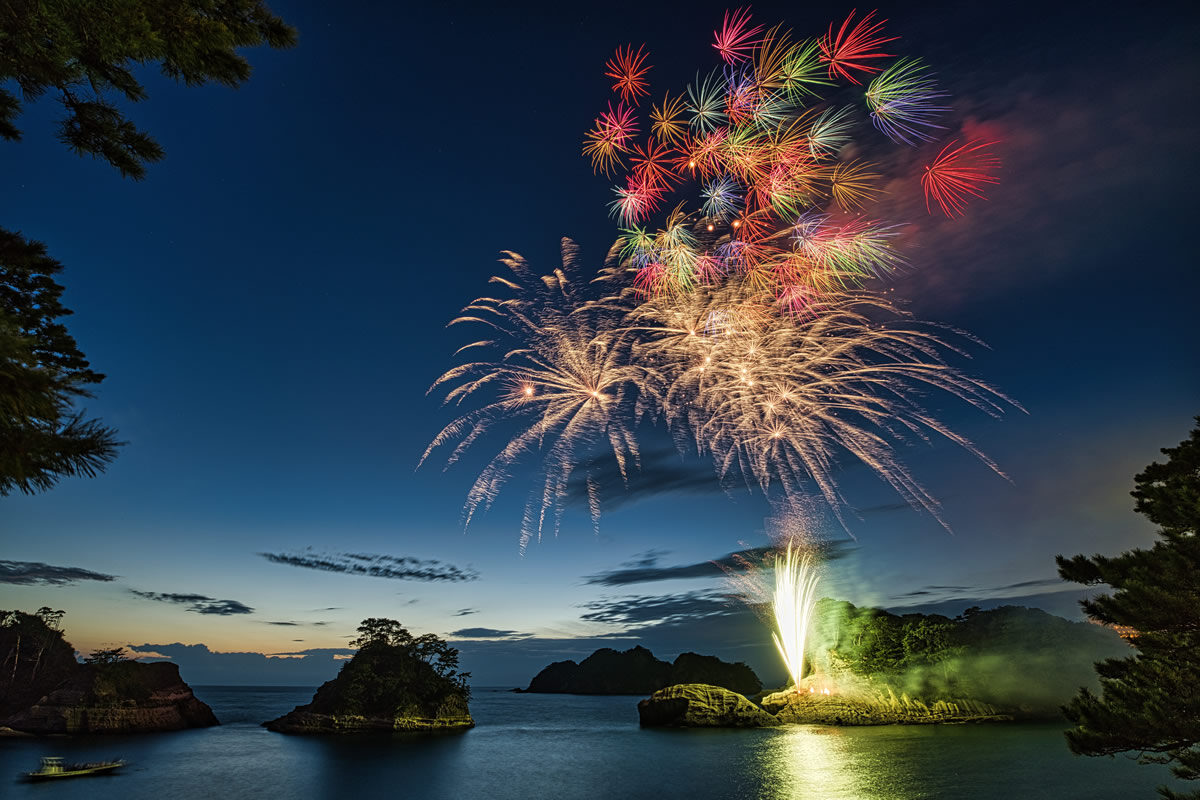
[1,609,218,736]
[3,662,219,735]
[264,706,473,735]
[524,646,762,696]
[760,689,1012,726]
[264,641,474,735]
[638,684,780,728]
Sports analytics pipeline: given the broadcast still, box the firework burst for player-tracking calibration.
[580,6,1001,315]
[421,240,659,551]
[865,58,948,145]
[601,271,1017,530]
[605,44,652,105]
[922,138,1001,217]
[818,10,897,85]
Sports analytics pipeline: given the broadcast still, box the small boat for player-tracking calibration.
[22,755,126,781]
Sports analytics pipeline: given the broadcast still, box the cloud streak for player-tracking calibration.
[584,541,855,586]
[0,560,117,586]
[449,627,530,639]
[129,590,254,616]
[258,550,478,582]
[564,448,742,512]
[579,590,740,626]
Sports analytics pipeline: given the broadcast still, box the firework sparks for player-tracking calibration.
[773,541,821,688]
[579,6,1001,311]
[713,7,765,64]
[425,10,1012,546]
[818,10,898,85]
[605,44,652,105]
[605,272,1017,530]
[420,240,658,551]
[922,138,1001,217]
[865,58,948,145]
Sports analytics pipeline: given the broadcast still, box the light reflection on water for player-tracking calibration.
[0,689,1184,800]
[756,725,876,800]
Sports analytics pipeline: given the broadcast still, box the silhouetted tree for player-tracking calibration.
[0,0,297,179]
[344,618,470,705]
[1,3,296,494]
[0,230,121,494]
[84,647,130,665]
[1057,418,1200,800]
[350,618,414,650]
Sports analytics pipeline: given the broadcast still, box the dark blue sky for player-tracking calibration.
[2,1,1197,685]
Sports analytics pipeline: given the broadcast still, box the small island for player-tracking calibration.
[1,608,217,735]
[521,645,762,696]
[264,618,474,734]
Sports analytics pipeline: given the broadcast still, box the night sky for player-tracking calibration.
[2,1,1197,687]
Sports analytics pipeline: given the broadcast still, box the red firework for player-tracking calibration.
[605,44,652,105]
[818,10,897,85]
[921,139,1000,217]
[713,7,765,64]
[628,139,679,190]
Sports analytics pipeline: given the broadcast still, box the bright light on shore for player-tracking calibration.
[771,543,820,690]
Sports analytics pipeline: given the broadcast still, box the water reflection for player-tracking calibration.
[755,726,920,800]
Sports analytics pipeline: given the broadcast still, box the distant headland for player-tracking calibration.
[519,645,762,696]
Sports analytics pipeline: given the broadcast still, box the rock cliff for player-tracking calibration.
[3,661,218,734]
[1,609,218,736]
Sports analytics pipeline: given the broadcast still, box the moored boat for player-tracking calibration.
[22,755,126,781]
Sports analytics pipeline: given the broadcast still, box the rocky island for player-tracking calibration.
[637,683,1008,728]
[265,617,473,734]
[636,605,1129,729]
[1,608,217,735]
[522,645,762,696]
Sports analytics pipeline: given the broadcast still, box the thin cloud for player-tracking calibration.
[0,560,117,586]
[585,541,855,586]
[129,590,253,616]
[579,591,739,626]
[452,608,479,617]
[853,502,916,515]
[259,550,478,582]
[262,620,330,627]
[449,627,531,639]
[564,448,742,512]
[995,577,1064,591]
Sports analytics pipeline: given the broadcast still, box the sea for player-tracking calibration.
[0,686,1182,799]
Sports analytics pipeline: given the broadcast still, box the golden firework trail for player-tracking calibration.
[772,541,821,689]
[425,237,1019,547]
[599,261,1019,532]
[420,239,659,552]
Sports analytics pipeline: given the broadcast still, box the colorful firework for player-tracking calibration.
[605,44,652,105]
[649,93,689,146]
[922,139,1001,217]
[865,58,948,145]
[427,10,1012,544]
[580,6,1000,314]
[713,7,765,64]
[818,10,897,85]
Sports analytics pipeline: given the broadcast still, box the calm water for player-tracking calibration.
[1,686,1180,799]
